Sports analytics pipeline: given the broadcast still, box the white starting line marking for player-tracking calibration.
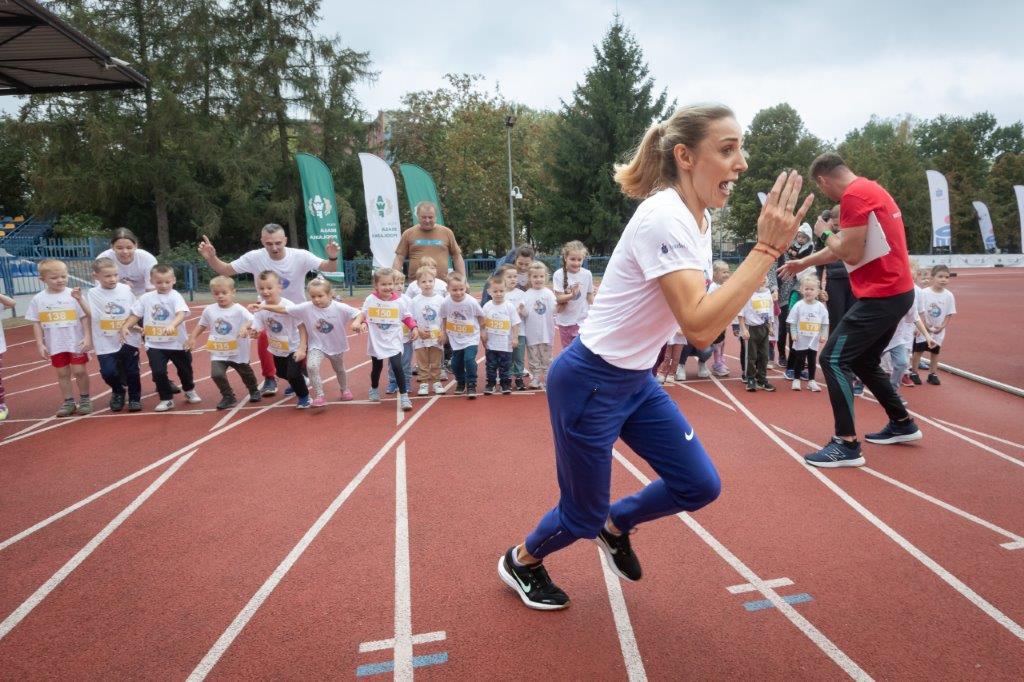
[670,382,736,411]
[0,449,197,641]
[611,448,870,680]
[359,631,447,654]
[393,441,413,679]
[710,377,1024,644]
[932,418,1024,451]
[727,577,794,594]
[771,425,1024,551]
[597,546,647,682]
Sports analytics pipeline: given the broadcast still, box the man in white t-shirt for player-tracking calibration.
[198,223,340,394]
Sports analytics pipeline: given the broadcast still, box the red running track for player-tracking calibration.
[0,283,1022,678]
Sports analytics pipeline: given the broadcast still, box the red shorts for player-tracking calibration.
[51,352,88,368]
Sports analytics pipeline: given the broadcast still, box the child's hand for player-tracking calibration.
[294,348,306,362]
[740,328,750,340]
[480,330,488,345]
[37,342,48,360]
[518,303,526,317]
[163,326,177,337]
[511,336,519,350]
[131,324,143,334]
[70,287,82,301]
[926,336,937,348]
[183,338,193,351]
[79,338,92,353]
[247,303,262,313]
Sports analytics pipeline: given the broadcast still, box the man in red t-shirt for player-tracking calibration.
[780,152,921,468]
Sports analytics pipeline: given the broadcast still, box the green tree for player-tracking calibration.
[725,103,823,242]
[0,118,30,216]
[535,18,671,254]
[984,153,1024,253]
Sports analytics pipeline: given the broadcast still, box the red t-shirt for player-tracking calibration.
[839,178,914,299]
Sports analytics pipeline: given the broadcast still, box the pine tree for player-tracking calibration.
[535,18,670,254]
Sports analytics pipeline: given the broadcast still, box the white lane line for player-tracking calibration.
[864,394,1024,469]
[3,363,54,380]
[670,382,736,411]
[358,631,446,654]
[597,545,647,682]
[188,383,455,681]
[932,419,1024,451]
[772,425,1024,551]
[710,377,1024,643]
[727,578,794,594]
[0,449,197,641]
[611,448,870,680]
[393,441,413,681]
[0,395,292,552]
[1,359,49,371]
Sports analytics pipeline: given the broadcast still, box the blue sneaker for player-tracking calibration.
[865,419,922,445]
[801,369,810,380]
[385,382,398,395]
[804,437,865,468]
[784,369,795,380]
[368,388,381,402]
[852,381,864,396]
[284,386,295,396]
[295,396,311,409]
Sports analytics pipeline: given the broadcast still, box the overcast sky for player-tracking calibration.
[5,1,1022,142]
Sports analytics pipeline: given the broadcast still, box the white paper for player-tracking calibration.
[845,211,891,272]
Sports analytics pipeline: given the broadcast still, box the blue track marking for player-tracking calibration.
[356,652,449,677]
[743,593,813,612]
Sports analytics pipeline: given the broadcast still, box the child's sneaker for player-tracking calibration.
[216,396,237,410]
[249,390,262,403]
[927,373,941,385]
[368,388,381,402]
[697,361,710,378]
[909,371,922,385]
[656,373,667,384]
[466,384,477,399]
[184,390,202,404]
[76,397,93,415]
[454,384,466,395]
[515,377,526,391]
[808,380,822,392]
[758,380,776,392]
[791,379,801,391]
[483,383,496,395]
[712,363,730,377]
[400,394,413,411]
[109,394,126,412]
[433,382,446,395]
[128,400,143,412]
[501,383,512,395]
[0,404,8,421]
[746,379,756,392]
[440,369,449,381]
[154,399,174,412]
[385,382,398,395]
[295,396,311,409]
[918,359,930,370]
[674,367,686,382]
[900,374,914,388]
[801,369,810,380]
[55,400,76,418]
[311,395,326,408]
[418,383,430,396]
[260,377,278,396]
[528,379,541,390]
[785,368,795,380]
[341,389,354,401]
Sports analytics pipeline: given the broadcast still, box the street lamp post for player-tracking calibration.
[505,111,517,250]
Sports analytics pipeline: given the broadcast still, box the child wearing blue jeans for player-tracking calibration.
[440,272,486,399]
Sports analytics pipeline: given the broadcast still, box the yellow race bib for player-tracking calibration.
[99,318,124,334]
[798,321,821,335]
[752,298,772,313]
[268,336,290,352]
[144,325,173,339]
[485,318,511,334]
[206,339,239,352]
[429,327,441,339]
[367,306,399,324]
[38,309,77,324]
[445,320,475,335]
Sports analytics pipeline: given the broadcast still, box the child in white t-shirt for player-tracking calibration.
[405,255,448,299]
[86,257,142,413]
[411,266,446,396]
[911,264,955,386]
[656,329,685,384]
[739,274,775,392]
[785,275,829,392]
[387,270,414,395]
[884,275,933,403]
[482,274,522,394]
[360,267,416,410]
[552,240,594,349]
[519,262,557,389]
[123,264,201,412]
[501,264,529,390]
[439,271,485,398]
[708,261,731,377]
[0,292,15,420]
[188,276,260,410]
[281,278,361,407]
[26,259,93,417]
[249,270,310,405]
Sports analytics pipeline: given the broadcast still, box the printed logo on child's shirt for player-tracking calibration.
[213,318,233,335]
[927,302,942,320]
[279,276,291,289]
[105,302,127,316]
[422,305,438,322]
[267,317,284,333]
[315,318,334,334]
[151,304,171,322]
[532,299,547,315]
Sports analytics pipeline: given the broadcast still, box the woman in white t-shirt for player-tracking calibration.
[498,104,813,611]
[97,228,159,297]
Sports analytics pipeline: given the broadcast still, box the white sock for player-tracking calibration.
[510,545,527,567]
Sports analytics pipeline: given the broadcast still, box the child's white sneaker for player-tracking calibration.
[791,379,801,391]
[808,380,821,392]
[155,399,174,412]
[675,366,686,382]
[657,373,667,384]
[528,380,542,390]
[184,390,202,404]
[433,382,446,395]
[418,383,430,396]
[697,361,710,378]
[440,369,449,381]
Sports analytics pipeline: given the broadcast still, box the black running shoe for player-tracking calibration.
[804,437,865,468]
[757,380,776,392]
[454,384,466,395]
[909,371,922,386]
[515,377,526,391]
[595,527,642,581]
[128,400,142,413]
[467,384,477,400]
[216,396,238,410]
[483,383,495,395]
[497,547,569,610]
[249,390,262,403]
[746,379,756,392]
[501,383,512,395]
[927,373,941,385]
[865,419,923,445]
[109,393,125,413]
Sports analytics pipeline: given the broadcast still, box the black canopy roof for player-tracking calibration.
[0,0,147,96]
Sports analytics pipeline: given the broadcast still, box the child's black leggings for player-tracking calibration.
[371,354,405,392]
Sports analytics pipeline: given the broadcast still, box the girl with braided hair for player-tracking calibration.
[552,240,595,349]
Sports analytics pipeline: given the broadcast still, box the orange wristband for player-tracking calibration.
[751,245,779,259]
[755,242,782,258]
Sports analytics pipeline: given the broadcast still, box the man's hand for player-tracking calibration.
[812,215,833,239]
[777,259,804,280]
[198,235,217,260]
[326,239,341,260]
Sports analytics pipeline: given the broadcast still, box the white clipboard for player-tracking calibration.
[845,211,891,272]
